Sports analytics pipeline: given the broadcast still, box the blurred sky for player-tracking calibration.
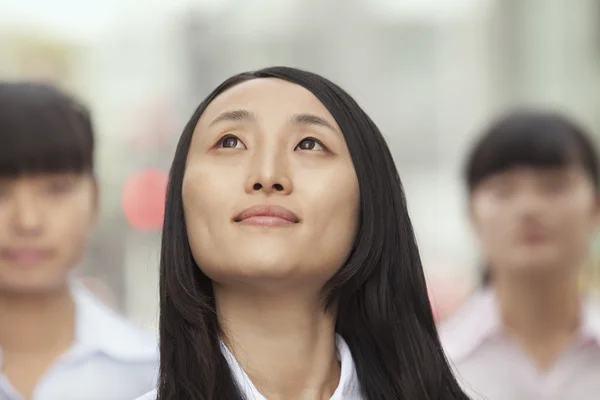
[0,0,490,42]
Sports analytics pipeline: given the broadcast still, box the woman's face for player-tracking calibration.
[471,166,599,280]
[182,78,360,289]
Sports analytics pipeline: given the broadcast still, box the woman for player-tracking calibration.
[137,67,470,400]
[0,83,158,400]
[441,111,600,399]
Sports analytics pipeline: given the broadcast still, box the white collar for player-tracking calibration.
[440,288,600,362]
[71,282,158,362]
[220,334,363,400]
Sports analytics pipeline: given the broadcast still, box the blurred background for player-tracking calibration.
[2,0,599,330]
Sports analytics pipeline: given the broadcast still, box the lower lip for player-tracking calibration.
[238,216,296,227]
[2,251,50,265]
[521,235,546,244]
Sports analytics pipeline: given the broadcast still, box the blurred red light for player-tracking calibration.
[122,169,168,231]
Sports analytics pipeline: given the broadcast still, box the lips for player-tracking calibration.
[0,249,52,265]
[521,230,547,244]
[234,204,299,226]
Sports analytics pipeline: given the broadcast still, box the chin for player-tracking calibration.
[507,258,562,280]
[204,258,326,291]
[197,243,341,289]
[0,274,69,295]
[212,259,298,281]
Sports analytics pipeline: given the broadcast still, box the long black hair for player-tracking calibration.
[158,67,470,400]
[464,110,600,285]
[0,82,94,177]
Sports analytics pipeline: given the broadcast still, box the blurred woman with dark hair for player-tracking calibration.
[136,66,470,400]
[441,110,600,399]
[0,83,158,400]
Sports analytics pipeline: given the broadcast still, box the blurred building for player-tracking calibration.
[1,0,599,328]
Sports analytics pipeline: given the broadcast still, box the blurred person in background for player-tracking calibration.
[441,110,600,399]
[0,83,158,400]
[137,66,470,400]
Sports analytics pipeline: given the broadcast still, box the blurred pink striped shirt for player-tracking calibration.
[440,289,600,400]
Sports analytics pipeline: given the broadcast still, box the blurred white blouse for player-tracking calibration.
[0,283,158,400]
[440,288,600,400]
[135,334,363,400]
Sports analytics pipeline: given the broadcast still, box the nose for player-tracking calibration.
[244,148,293,195]
[514,190,546,222]
[10,191,44,236]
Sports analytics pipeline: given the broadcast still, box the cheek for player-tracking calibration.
[54,186,94,226]
[182,166,234,224]
[552,197,598,242]
[31,195,95,277]
[471,205,518,262]
[53,193,95,249]
[182,165,241,261]
[305,162,358,218]
[302,167,360,260]
[472,202,507,241]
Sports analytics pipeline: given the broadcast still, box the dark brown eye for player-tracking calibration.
[45,179,76,195]
[219,136,246,149]
[295,138,324,151]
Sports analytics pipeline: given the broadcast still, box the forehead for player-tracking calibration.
[486,165,582,180]
[0,172,89,183]
[473,166,599,198]
[197,78,338,128]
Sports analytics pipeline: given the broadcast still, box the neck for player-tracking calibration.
[495,271,581,337]
[494,271,581,369]
[0,285,76,354]
[215,285,340,400]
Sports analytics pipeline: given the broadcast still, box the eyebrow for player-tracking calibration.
[289,113,339,135]
[209,109,257,127]
[208,109,339,135]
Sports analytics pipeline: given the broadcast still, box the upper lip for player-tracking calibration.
[519,225,547,239]
[234,204,300,223]
[0,248,51,257]
[521,230,546,239]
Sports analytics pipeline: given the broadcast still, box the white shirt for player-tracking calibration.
[0,283,159,400]
[440,289,600,400]
[135,334,363,400]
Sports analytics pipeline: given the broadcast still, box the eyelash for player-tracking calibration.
[216,135,326,152]
[217,135,245,149]
[295,137,325,152]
